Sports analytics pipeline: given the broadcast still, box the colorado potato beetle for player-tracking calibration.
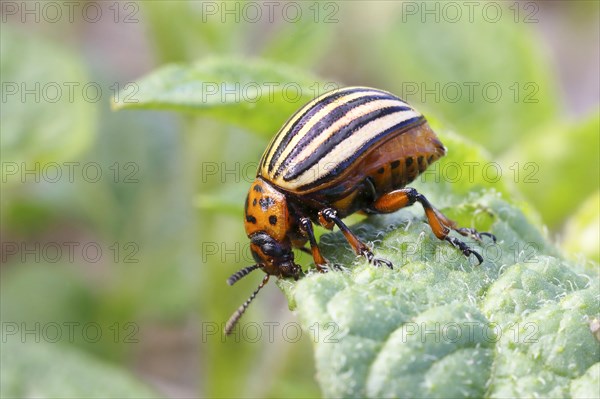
[225,86,495,334]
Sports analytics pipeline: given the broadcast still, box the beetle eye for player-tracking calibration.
[262,243,275,255]
[251,232,288,260]
[262,243,283,257]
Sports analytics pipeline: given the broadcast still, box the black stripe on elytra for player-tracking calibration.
[267,87,367,173]
[297,116,425,191]
[273,93,399,179]
[283,106,413,181]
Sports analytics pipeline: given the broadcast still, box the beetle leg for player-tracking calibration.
[371,188,494,264]
[298,246,312,255]
[320,208,393,269]
[428,209,497,243]
[317,212,335,230]
[299,218,328,272]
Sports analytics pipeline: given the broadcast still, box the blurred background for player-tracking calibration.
[1,1,598,397]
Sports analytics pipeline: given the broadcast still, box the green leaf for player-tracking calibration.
[277,191,598,398]
[0,28,96,165]
[570,363,600,399]
[562,191,600,264]
[112,57,334,136]
[270,128,598,397]
[500,111,600,228]
[1,341,158,398]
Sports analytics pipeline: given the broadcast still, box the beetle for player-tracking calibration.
[225,86,495,334]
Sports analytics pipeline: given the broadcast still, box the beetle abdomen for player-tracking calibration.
[317,122,446,216]
[365,122,446,194]
[259,87,425,193]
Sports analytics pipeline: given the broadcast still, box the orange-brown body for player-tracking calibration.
[243,122,446,279]
[226,87,494,335]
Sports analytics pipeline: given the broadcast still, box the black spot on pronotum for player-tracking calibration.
[253,185,263,193]
[246,215,257,224]
[405,157,413,167]
[269,215,278,225]
[391,160,400,169]
[377,167,385,174]
[259,197,275,211]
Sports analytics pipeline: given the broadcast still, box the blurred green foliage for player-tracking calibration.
[367,10,560,155]
[112,57,336,135]
[2,341,159,398]
[1,2,598,398]
[501,112,600,228]
[1,29,96,165]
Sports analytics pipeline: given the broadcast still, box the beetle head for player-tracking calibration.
[244,178,300,278]
[249,232,301,279]
[225,178,301,335]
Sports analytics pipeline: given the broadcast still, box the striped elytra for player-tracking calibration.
[225,86,495,336]
[259,87,435,193]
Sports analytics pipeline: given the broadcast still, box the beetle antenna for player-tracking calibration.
[227,265,260,286]
[225,275,270,335]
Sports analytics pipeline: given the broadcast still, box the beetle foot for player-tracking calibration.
[372,257,394,269]
[445,236,484,265]
[317,263,342,273]
[455,227,497,243]
[315,263,327,273]
[480,232,497,242]
[361,249,394,269]
[330,263,343,271]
